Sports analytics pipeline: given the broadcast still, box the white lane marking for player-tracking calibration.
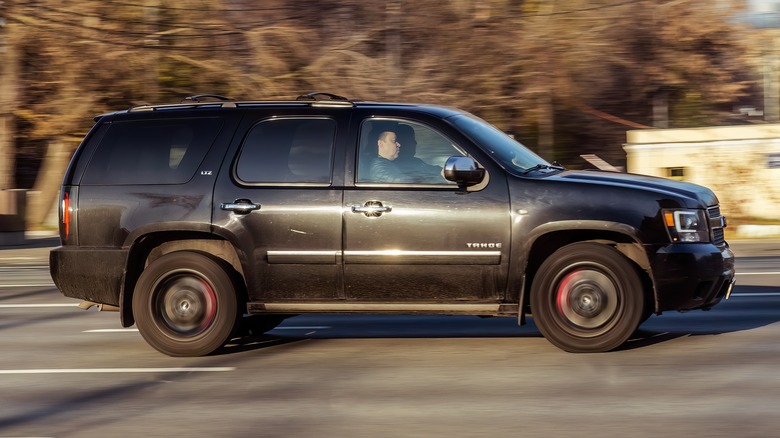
[0,284,56,288]
[80,327,332,333]
[731,292,780,297]
[0,367,235,375]
[272,326,331,330]
[736,272,780,276]
[79,327,331,334]
[84,329,139,333]
[0,304,76,308]
[0,257,43,261]
[79,327,333,335]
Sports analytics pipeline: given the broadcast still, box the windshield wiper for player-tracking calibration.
[523,162,565,175]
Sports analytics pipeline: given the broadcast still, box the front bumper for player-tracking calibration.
[649,242,735,312]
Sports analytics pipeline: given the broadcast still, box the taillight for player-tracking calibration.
[62,191,71,240]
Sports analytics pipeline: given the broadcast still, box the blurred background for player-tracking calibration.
[0,0,778,233]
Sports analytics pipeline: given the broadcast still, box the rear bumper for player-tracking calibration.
[49,246,128,306]
[649,242,735,312]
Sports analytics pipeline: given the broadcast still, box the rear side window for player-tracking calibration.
[81,117,223,185]
[235,118,336,184]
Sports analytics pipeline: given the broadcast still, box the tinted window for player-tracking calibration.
[235,118,336,184]
[82,117,223,185]
[357,119,460,185]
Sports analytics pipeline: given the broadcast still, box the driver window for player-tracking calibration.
[357,119,462,185]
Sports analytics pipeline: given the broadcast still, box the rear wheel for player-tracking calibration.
[530,242,644,353]
[133,251,240,357]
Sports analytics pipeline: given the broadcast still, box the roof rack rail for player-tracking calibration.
[182,94,234,103]
[128,103,153,112]
[296,92,349,102]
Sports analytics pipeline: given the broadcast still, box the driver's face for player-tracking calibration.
[378,132,400,160]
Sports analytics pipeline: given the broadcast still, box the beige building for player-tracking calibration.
[624,124,780,223]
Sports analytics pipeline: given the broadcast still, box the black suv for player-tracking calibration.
[50,93,735,356]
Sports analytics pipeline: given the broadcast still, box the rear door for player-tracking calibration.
[343,113,512,302]
[212,108,349,301]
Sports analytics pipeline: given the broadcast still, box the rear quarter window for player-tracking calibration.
[81,117,223,185]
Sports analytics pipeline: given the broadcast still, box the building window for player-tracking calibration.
[667,167,685,181]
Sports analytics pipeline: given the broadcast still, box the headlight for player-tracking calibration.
[663,209,709,243]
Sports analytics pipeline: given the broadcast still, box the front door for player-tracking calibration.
[343,117,511,302]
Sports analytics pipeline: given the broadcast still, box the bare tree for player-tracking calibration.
[5,0,760,228]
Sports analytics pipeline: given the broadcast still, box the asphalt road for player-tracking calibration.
[0,238,778,438]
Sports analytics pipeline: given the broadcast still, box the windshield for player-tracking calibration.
[448,113,551,174]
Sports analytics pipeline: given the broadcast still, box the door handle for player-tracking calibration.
[351,201,392,217]
[220,199,260,214]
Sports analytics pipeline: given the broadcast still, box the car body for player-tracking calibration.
[50,93,735,356]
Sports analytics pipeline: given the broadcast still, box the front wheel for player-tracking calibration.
[530,243,645,353]
[133,251,240,357]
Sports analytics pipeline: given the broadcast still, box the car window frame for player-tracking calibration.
[232,116,338,187]
[80,116,225,186]
[354,117,466,188]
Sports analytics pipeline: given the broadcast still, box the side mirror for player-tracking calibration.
[443,156,485,187]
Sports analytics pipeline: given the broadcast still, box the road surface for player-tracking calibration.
[0,238,777,437]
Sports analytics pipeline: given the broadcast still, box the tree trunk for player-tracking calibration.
[537,92,555,162]
[0,115,13,190]
[27,138,71,230]
[0,18,19,190]
[652,89,670,128]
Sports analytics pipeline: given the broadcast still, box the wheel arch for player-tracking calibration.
[120,232,245,328]
[520,224,656,319]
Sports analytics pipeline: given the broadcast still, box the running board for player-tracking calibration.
[248,302,517,316]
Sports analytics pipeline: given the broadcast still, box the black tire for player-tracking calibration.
[530,242,644,353]
[132,251,240,357]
